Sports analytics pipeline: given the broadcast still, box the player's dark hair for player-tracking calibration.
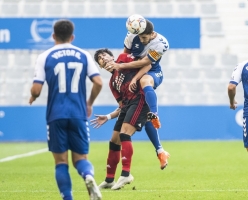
[94,48,114,64]
[140,19,154,35]
[54,20,74,42]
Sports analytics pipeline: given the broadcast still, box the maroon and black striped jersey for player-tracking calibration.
[109,53,144,106]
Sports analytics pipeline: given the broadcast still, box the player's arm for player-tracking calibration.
[124,47,131,54]
[29,54,45,105]
[90,104,121,128]
[87,75,103,116]
[228,83,237,110]
[107,56,151,71]
[129,64,152,92]
[228,63,243,110]
[29,83,43,104]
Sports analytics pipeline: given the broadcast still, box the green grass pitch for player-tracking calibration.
[0,141,247,200]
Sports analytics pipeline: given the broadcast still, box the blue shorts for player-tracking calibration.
[47,119,89,154]
[147,70,163,89]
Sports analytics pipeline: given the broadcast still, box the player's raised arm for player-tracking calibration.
[90,107,121,128]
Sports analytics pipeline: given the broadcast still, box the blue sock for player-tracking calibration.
[143,86,158,113]
[76,159,94,180]
[55,164,72,200]
[145,122,163,151]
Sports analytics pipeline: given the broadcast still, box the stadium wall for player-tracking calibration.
[0,106,243,142]
[0,18,200,49]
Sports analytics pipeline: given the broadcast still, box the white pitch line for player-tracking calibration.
[1,189,248,193]
[0,148,48,163]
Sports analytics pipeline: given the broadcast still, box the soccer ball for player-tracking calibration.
[126,14,146,34]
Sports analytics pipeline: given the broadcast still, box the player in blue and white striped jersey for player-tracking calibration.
[29,19,102,200]
[228,60,248,151]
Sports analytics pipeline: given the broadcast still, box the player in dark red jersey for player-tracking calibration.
[91,49,170,190]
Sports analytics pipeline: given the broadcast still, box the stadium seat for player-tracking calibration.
[6,68,27,81]
[67,3,85,17]
[44,3,63,17]
[133,3,151,16]
[183,81,206,94]
[162,80,183,95]
[178,4,195,15]
[89,3,107,16]
[198,54,216,67]
[208,94,228,105]
[13,52,32,67]
[111,3,129,16]
[1,3,19,16]
[45,0,64,2]
[202,68,224,81]
[156,3,174,16]
[185,93,209,105]
[0,52,9,67]
[161,94,186,105]
[205,80,227,94]
[200,3,217,16]
[3,0,20,2]
[175,53,192,67]
[204,21,223,36]
[180,68,203,81]
[221,54,238,66]
[23,3,41,16]
[163,68,180,81]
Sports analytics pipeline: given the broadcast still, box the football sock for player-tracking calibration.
[75,159,94,180]
[143,86,158,114]
[121,170,130,177]
[145,122,163,151]
[105,141,121,183]
[120,133,133,173]
[55,164,72,200]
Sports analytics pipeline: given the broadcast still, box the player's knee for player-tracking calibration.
[140,75,153,88]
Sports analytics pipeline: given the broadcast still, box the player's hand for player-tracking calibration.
[105,62,121,71]
[90,114,108,128]
[129,78,137,93]
[229,101,237,110]
[29,96,36,105]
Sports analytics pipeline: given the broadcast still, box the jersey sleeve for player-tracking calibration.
[147,37,169,62]
[85,51,100,80]
[33,53,46,84]
[124,32,136,50]
[116,53,134,64]
[229,62,244,85]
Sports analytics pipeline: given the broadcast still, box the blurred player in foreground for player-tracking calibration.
[228,60,248,151]
[91,48,170,190]
[29,19,102,200]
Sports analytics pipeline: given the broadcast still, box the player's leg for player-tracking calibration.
[98,130,121,189]
[69,119,102,200]
[112,97,148,190]
[111,123,136,190]
[48,119,73,200]
[140,73,161,129]
[145,122,170,170]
